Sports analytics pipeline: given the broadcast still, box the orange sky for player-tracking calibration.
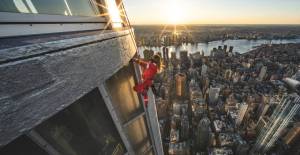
[123,0,300,25]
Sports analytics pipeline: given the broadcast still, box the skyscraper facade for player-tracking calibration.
[251,93,300,154]
[236,102,249,126]
[0,1,163,155]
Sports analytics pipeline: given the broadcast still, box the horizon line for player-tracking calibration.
[132,23,300,26]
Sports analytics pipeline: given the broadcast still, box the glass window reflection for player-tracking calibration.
[0,0,99,17]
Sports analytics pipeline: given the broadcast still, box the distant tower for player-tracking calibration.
[180,115,189,140]
[251,94,300,154]
[257,101,270,120]
[229,46,234,53]
[180,51,188,60]
[171,51,177,60]
[218,46,222,50]
[210,48,217,57]
[236,102,249,126]
[257,66,267,81]
[163,47,169,65]
[179,51,190,71]
[201,64,208,77]
[224,69,232,80]
[171,52,178,69]
[208,86,220,104]
[201,77,210,95]
[223,45,228,52]
[195,117,210,152]
[175,73,187,98]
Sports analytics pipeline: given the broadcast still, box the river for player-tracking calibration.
[138,38,300,57]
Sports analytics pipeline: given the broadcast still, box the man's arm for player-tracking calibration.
[133,58,148,68]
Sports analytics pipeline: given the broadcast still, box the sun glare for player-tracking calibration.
[105,0,122,28]
[165,0,185,24]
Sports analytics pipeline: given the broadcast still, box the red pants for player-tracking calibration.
[133,79,153,107]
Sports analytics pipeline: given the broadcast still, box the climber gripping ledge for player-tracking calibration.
[133,54,161,107]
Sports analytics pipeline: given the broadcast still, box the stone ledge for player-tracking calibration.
[0,29,133,64]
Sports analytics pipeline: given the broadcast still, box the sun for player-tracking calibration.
[105,0,123,28]
[165,0,186,25]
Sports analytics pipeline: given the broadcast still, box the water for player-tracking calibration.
[138,38,300,57]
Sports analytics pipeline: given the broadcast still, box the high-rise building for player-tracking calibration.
[208,86,221,104]
[195,117,210,152]
[175,73,187,97]
[171,52,177,60]
[251,94,300,154]
[171,52,179,69]
[201,64,208,77]
[236,102,249,126]
[223,45,228,52]
[180,115,190,140]
[0,1,163,155]
[256,117,268,134]
[179,51,190,71]
[232,72,241,83]
[257,102,270,119]
[257,66,267,81]
[229,46,234,53]
[162,47,169,65]
[224,69,232,80]
[283,122,300,145]
[201,77,210,95]
[274,122,300,155]
[210,48,217,57]
[283,78,300,93]
[180,51,188,61]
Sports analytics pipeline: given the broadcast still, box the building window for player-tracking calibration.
[125,116,152,154]
[0,0,100,17]
[34,89,126,155]
[0,0,126,37]
[106,64,153,154]
[106,64,143,123]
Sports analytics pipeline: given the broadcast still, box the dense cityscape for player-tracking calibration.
[134,25,300,47]
[140,32,300,154]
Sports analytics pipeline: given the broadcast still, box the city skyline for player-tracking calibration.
[123,0,300,25]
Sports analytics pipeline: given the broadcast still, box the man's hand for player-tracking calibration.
[132,58,139,63]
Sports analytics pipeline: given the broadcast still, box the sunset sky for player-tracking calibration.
[123,0,300,25]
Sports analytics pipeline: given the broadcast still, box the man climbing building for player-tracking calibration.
[133,54,161,107]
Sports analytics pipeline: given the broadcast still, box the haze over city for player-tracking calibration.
[124,0,300,25]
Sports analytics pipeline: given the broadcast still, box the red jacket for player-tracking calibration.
[142,62,158,81]
[135,59,158,81]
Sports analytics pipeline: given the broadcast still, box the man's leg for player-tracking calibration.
[134,79,153,107]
